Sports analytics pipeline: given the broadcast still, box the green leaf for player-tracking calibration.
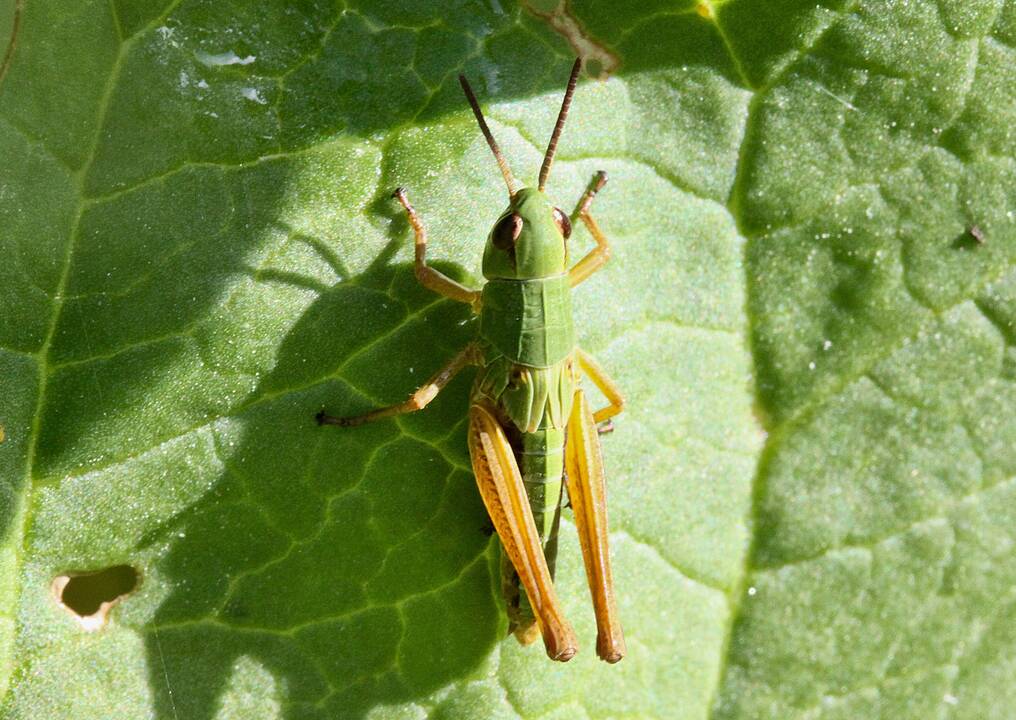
[0,0,1013,718]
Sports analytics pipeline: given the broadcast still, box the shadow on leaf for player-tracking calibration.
[138,238,502,718]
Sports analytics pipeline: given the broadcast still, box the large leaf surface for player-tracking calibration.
[0,0,1013,718]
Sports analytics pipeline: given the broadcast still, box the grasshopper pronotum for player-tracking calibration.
[318,59,625,663]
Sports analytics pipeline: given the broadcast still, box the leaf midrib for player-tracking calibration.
[2,0,189,695]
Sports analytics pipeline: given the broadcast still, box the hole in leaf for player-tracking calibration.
[52,564,140,631]
[952,226,986,249]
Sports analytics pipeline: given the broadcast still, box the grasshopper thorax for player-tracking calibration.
[483,187,572,280]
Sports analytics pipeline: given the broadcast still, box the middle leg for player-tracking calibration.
[575,347,625,424]
[317,342,480,427]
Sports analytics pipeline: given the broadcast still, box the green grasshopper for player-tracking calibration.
[317,59,625,663]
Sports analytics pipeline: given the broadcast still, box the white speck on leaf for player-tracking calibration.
[196,50,257,67]
[241,87,267,104]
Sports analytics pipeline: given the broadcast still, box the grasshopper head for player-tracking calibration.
[459,59,582,281]
[482,188,571,279]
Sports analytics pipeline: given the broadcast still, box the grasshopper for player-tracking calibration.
[317,59,625,663]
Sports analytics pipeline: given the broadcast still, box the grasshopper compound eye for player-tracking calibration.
[552,208,571,240]
[494,213,523,249]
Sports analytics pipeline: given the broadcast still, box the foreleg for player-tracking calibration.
[568,171,612,287]
[393,187,482,309]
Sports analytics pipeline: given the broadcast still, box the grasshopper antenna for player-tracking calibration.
[459,73,520,197]
[538,58,582,192]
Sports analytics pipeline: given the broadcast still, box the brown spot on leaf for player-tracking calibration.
[522,1,619,79]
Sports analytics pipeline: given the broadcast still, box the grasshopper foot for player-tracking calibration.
[597,419,615,435]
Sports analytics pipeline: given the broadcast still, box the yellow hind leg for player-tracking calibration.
[468,404,578,662]
[565,389,626,663]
